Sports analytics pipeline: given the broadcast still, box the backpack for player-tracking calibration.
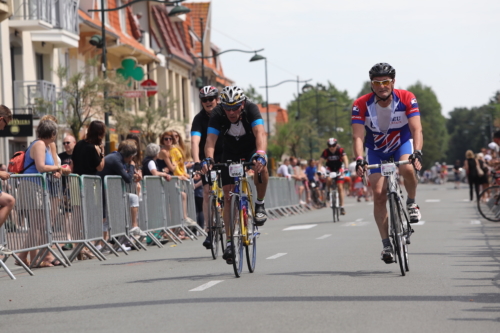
[8,150,35,174]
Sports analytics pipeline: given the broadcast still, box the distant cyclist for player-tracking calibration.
[320,138,349,215]
[190,86,224,250]
[202,86,269,264]
[352,62,423,264]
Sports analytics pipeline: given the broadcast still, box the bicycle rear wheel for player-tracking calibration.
[245,207,257,273]
[389,193,405,276]
[477,186,500,222]
[230,195,244,277]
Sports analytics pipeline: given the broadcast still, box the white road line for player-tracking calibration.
[355,218,363,222]
[283,225,317,231]
[470,220,481,225]
[267,253,287,260]
[316,234,332,240]
[342,221,370,227]
[412,221,426,225]
[368,202,374,205]
[189,280,223,291]
[425,199,441,202]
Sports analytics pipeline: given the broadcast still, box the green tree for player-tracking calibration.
[407,82,448,169]
[357,81,372,98]
[245,84,264,104]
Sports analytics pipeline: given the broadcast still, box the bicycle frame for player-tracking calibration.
[231,173,256,246]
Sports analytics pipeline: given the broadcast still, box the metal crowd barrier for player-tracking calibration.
[104,176,143,254]
[0,172,304,281]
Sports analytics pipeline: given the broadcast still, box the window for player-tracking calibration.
[119,0,127,33]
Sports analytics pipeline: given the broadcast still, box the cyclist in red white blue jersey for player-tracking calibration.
[352,63,423,264]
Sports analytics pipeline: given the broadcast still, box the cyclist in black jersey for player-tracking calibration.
[202,86,269,264]
[320,138,349,215]
[191,86,224,249]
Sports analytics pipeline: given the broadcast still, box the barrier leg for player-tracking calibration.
[10,253,34,276]
[85,242,106,261]
[111,236,129,255]
[0,257,16,280]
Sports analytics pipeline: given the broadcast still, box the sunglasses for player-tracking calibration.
[328,144,337,148]
[222,104,242,112]
[201,97,216,103]
[63,142,72,145]
[371,79,393,87]
[163,137,173,141]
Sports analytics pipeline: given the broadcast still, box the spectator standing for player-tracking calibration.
[72,121,106,176]
[142,143,172,179]
[476,153,490,192]
[453,159,461,189]
[0,106,15,256]
[464,150,481,201]
[277,159,291,178]
[58,134,76,251]
[17,120,62,267]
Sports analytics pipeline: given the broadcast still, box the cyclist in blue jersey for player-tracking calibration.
[352,63,423,264]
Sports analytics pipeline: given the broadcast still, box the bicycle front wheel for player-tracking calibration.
[389,193,405,276]
[330,189,338,222]
[477,186,500,222]
[208,197,219,259]
[230,195,244,277]
[245,207,257,273]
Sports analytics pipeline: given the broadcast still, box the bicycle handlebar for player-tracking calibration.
[367,160,411,170]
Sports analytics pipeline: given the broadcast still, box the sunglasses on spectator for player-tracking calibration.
[163,137,173,141]
[63,141,72,145]
[222,104,242,112]
[371,79,393,87]
[201,97,216,103]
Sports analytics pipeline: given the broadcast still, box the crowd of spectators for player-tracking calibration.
[0,114,202,267]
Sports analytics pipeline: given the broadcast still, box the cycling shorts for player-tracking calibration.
[366,140,413,175]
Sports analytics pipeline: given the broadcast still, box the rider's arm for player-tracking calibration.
[205,133,218,160]
[352,123,365,159]
[343,155,349,169]
[191,135,201,163]
[408,115,423,151]
[252,124,267,153]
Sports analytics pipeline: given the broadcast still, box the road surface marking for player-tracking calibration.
[470,220,481,225]
[355,218,363,222]
[283,225,317,231]
[425,199,441,202]
[317,234,331,240]
[189,280,223,291]
[412,220,426,225]
[343,222,370,227]
[267,253,287,260]
[368,202,374,205]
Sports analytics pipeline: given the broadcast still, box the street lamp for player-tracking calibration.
[249,53,270,138]
[89,0,190,153]
[260,77,312,121]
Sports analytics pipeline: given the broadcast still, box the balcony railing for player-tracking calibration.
[14,80,57,118]
[10,0,79,34]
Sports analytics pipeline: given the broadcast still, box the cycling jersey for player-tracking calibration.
[352,89,420,153]
[190,109,223,162]
[320,146,346,172]
[207,101,264,156]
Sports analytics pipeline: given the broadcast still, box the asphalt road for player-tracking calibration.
[1,183,499,332]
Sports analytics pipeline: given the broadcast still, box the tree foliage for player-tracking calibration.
[407,82,448,170]
[245,84,264,104]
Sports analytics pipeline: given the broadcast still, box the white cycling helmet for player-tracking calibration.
[327,138,337,146]
[220,86,246,106]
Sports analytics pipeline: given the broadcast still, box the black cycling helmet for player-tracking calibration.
[199,86,219,99]
[369,63,396,80]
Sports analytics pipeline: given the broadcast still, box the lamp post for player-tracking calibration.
[260,77,312,121]
[195,48,264,88]
[89,0,190,153]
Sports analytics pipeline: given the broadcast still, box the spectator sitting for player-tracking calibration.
[142,143,171,180]
[98,139,145,245]
[0,106,15,256]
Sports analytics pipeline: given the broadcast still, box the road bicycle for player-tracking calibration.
[309,180,325,209]
[327,172,341,222]
[366,159,414,276]
[206,166,226,259]
[226,160,261,278]
[477,185,500,222]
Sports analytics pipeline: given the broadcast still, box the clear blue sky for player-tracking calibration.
[187,0,500,117]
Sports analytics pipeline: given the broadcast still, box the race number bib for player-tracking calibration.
[228,163,244,177]
[210,171,217,181]
[381,163,397,177]
[329,172,337,179]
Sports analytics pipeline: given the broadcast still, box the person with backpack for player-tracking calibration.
[0,105,15,256]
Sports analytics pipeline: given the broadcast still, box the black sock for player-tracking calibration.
[382,238,391,248]
[406,198,415,205]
